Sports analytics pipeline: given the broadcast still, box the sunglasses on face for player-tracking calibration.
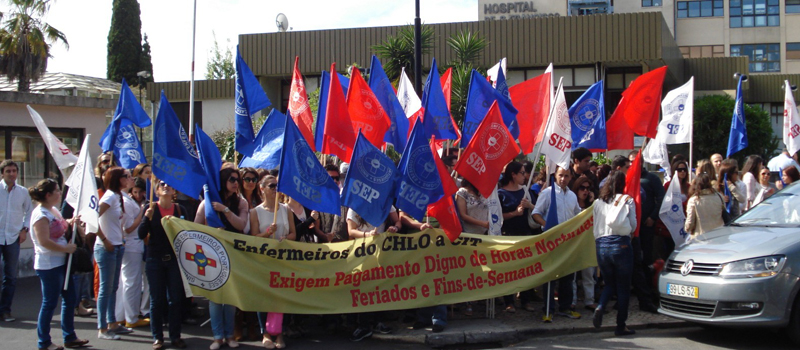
[100,159,111,164]
[266,183,278,189]
[158,182,172,189]
[579,186,591,191]
[227,177,240,184]
[761,172,770,176]
[676,168,688,172]
[243,177,258,183]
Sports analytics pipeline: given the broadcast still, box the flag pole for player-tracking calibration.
[188,0,198,142]
[273,190,280,226]
[64,136,91,291]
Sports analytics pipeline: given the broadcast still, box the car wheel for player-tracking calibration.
[787,294,800,345]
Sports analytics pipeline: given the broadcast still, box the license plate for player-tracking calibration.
[667,283,699,298]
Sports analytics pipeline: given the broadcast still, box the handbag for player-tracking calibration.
[607,194,633,235]
[718,193,732,225]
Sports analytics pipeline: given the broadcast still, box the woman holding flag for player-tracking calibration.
[29,179,90,350]
[195,166,249,349]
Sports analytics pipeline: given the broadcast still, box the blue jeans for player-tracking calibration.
[146,255,184,342]
[545,273,575,313]
[0,240,20,314]
[417,305,447,326]
[596,235,634,332]
[209,302,235,340]
[36,265,78,349]
[73,272,92,303]
[94,245,124,329]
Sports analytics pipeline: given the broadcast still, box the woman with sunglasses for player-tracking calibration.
[239,168,262,210]
[29,179,90,350]
[139,181,187,349]
[570,176,597,311]
[753,167,777,206]
[249,175,295,349]
[95,167,135,340]
[195,167,249,350]
[741,155,764,209]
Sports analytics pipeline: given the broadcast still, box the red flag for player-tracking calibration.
[510,71,552,154]
[613,66,667,138]
[322,63,356,161]
[440,67,452,112]
[454,101,521,198]
[624,150,643,237]
[346,67,391,149]
[432,139,458,197]
[428,195,462,242]
[288,56,316,150]
[606,101,634,150]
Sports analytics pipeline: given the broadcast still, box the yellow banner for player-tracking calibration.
[162,205,596,314]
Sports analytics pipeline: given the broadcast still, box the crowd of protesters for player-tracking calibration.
[3,143,799,349]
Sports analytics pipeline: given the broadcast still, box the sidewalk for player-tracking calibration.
[374,297,687,347]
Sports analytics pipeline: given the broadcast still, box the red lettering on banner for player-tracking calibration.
[349,285,418,307]
[791,124,800,138]
[548,133,572,151]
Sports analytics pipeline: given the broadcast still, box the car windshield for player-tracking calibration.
[732,182,800,227]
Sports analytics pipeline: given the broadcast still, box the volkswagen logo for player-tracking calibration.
[680,259,694,276]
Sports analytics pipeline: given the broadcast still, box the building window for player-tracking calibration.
[1,127,82,188]
[788,43,800,59]
[678,1,724,17]
[788,0,800,13]
[730,44,781,72]
[730,0,779,27]
[770,104,783,125]
[643,0,662,6]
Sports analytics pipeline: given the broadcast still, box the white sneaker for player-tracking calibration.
[228,339,240,348]
[98,331,120,340]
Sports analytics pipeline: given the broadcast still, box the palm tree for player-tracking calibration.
[445,30,487,126]
[372,24,433,85]
[0,0,68,92]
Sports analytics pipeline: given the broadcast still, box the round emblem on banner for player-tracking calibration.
[663,93,688,117]
[356,150,393,184]
[572,98,600,132]
[290,79,309,116]
[360,89,382,120]
[671,204,680,212]
[179,126,199,159]
[234,75,247,116]
[174,230,230,291]
[114,124,139,149]
[556,102,570,133]
[292,140,328,186]
[480,123,510,161]
[407,146,439,190]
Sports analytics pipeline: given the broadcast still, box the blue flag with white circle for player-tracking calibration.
[153,91,205,199]
[238,109,286,171]
[395,119,445,221]
[341,132,399,227]
[278,116,341,215]
[568,80,607,150]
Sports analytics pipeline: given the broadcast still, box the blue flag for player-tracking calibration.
[395,119,445,221]
[235,45,271,156]
[544,175,560,231]
[723,173,732,213]
[152,92,205,199]
[369,55,410,154]
[727,75,748,158]
[278,116,341,215]
[338,73,350,93]
[314,71,331,152]
[462,69,519,146]
[341,132,399,227]
[569,80,607,150]
[99,78,152,169]
[195,125,225,228]
[421,58,459,140]
[238,109,286,171]
[495,66,510,100]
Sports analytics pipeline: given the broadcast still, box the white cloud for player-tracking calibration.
[13,0,476,82]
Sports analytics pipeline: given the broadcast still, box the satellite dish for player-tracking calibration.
[276,13,289,32]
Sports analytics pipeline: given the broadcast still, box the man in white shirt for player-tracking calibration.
[767,149,800,173]
[532,166,582,322]
[0,160,32,322]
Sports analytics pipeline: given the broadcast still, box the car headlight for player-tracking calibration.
[719,255,785,279]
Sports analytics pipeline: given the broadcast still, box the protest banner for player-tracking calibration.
[162,205,596,314]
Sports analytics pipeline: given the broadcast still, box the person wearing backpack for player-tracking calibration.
[591,172,637,337]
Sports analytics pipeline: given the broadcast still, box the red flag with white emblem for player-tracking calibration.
[288,57,316,150]
[347,67,391,148]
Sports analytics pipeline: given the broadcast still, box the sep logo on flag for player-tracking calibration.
[407,146,439,190]
[115,123,140,149]
[179,126,200,159]
[292,140,329,186]
[174,230,230,291]
[357,150,394,184]
[480,123,511,161]
[556,103,570,132]
[664,93,689,116]
[572,99,600,132]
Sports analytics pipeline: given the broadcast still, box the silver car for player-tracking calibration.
[658,182,800,343]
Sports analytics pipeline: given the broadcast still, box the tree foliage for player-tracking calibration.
[444,30,487,127]
[372,24,433,85]
[205,32,234,80]
[670,94,780,164]
[107,0,143,85]
[139,33,153,84]
[0,0,68,92]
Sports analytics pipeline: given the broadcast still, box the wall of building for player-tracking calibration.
[615,0,676,35]
[676,17,725,46]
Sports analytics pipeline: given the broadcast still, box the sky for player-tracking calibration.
[7,0,477,83]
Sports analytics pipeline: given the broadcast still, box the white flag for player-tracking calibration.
[66,135,99,233]
[27,105,78,170]
[784,80,800,156]
[643,138,671,182]
[397,67,421,118]
[487,186,504,236]
[657,77,694,145]
[659,177,689,246]
[487,57,507,87]
[540,78,571,170]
